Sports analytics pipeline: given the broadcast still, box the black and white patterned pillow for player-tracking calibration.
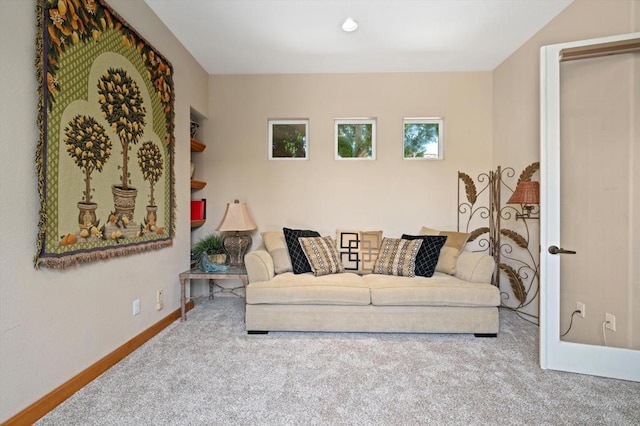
[283,227,320,274]
[402,234,448,277]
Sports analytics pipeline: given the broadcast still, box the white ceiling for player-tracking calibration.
[145,0,573,75]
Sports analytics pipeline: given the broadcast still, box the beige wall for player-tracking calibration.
[0,0,208,421]
[493,0,638,347]
[194,72,493,249]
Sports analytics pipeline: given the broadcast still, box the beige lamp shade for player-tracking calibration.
[215,200,257,266]
[507,181,540,205]
[215,200,257,232]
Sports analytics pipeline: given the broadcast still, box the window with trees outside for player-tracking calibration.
[403,118,443,160]
[335,118,376,160]
[269,119,309,160]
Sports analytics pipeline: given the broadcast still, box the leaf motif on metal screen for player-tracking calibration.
[517,162,540,185]
[500,229,528,249]
[467,227,489,243]
[458,172,477,205]
[499,263,526,304]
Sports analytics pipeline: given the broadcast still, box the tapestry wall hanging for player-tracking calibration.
[35,0,175,269]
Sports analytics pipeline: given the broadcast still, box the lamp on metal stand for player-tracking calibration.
[215,200,257,266]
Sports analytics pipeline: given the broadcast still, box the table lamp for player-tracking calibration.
[215,200,257,265]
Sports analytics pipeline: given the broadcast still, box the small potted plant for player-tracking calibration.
[192,233,226,267]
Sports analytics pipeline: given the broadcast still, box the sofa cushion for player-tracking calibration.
[401,234,447,277]
[419,226,470,275]
[299,236,345,276]
[335,229,383,274]
[246,272,370,305]
[283,227,320,274]
[362,273,500,307]
[372,237,422,277]
[261,231,292,274]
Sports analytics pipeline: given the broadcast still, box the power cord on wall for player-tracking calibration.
[561,309,581,337]
[602,320,610,346]
[561,308,612,345]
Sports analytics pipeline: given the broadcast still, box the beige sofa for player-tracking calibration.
[244,237,500,336]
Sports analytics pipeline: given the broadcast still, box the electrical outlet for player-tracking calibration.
[576,302,585,318]
[156,289,164,311]
[605,313,616,331]
[133,299,141,316]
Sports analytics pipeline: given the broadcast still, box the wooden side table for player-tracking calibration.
[178,264,248,321]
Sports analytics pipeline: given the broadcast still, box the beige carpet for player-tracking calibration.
[38,298,640,425]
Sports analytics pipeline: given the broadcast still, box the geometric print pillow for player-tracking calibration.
[335,229,383,274]
[372,237,423,277]
[401,234,448,277]
[298,236,345,277]
[283,227,321,274]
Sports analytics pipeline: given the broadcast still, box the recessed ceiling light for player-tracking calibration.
[342,18,358,32]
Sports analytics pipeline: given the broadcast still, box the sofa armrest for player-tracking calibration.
[244,249,275,283]
[455,251,495,284]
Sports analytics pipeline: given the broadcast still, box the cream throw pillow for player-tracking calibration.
[261,231,292,274]
[299,236,345,277]
[419,227,470,275]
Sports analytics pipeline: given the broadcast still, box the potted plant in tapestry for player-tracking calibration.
[64,114,112,235]
[137,141,163,231]
[97,67,146,222]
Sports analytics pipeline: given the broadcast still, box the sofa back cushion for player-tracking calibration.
[299,236,345,276]
[335,229,383,274]
[372,237,422,277]
[419,227,470,275]
[262,231,292,274]
[283,227,321,274]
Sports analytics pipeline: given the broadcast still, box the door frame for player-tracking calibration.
[540,32,640,381]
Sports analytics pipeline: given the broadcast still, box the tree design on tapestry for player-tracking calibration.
[64,114,112,233]
[137,141,163,227]
[97,68,146,191]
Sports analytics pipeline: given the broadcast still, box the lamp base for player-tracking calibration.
[223,233,252,266]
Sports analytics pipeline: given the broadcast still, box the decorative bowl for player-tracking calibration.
[190,120,199,139]
[200,252,229,273]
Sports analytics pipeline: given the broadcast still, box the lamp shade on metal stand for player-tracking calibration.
[215,200,257,266]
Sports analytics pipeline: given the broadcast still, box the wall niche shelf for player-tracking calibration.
[191,219,205,229]
[190,138,206,152]
[190,113,207,230]
[190,179,206,189]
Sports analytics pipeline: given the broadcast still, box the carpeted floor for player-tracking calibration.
[38,298,640,425]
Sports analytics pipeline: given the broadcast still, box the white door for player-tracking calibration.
[540,33,640,381]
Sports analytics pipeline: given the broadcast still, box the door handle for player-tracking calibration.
[548,245,576,255]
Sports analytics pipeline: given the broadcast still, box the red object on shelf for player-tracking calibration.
[191,199,206,221]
